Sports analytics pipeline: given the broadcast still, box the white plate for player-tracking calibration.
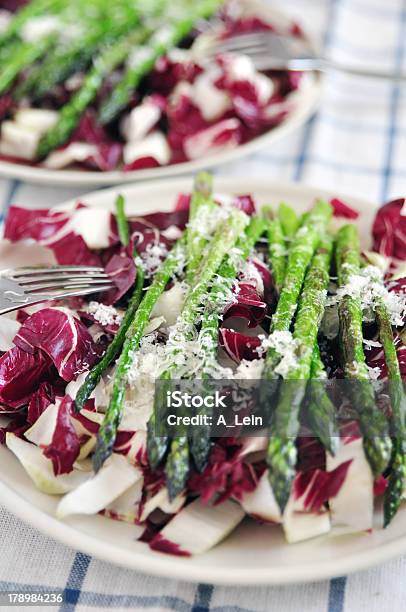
[0,2,321,187]
[1,177,403,586]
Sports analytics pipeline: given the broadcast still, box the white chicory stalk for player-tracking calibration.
[56,454,142,518]
[326,438,374,535]
[6,433,88,495]
[156,498,245,555]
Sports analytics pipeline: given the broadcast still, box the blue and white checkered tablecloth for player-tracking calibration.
[1,0,406,610]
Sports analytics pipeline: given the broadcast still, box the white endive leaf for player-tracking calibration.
[6,433,88,495]
[57,454,142,518]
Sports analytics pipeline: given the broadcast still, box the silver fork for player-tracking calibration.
[205,31,406,81]
[0,266,114,315]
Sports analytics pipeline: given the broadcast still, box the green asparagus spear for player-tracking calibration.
[147,174,217,473]
[74,196,143,413]
[93,237,186,472]
[186,172,216,283]
[267,234,333,512]
[278,202,300,238]
[165,209,249,496]
[36,26,151,158]
[161,172,216,498]
[306,344,340,455]
[375,300,406,526]
[180,211,249,328]
[99,0,224,124]
[266,202,338,455]
[0,35,56,95]
[0,0,63,47]
[115,194,130,247]
[263,200,332,380]
[160,209,249,498]
[189,215,266,471]
[263,205,286,294]
[199,215,266,351]
[336,224,392,477]
[16,1,141,100]
[384,439,406,528]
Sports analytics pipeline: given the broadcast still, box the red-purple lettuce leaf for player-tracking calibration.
[372,198,406,259]
[224,282,267,327]
[4,205,102,266]
[219,328,261,363]
[147,55,202,96]
[330,198,359,220]
[0,346,54,408]
[50,232,102,266]
[123,156,161,172]
[366,334,406,379]
[188,441,262,505]
[69,111,123,171]
[43,395,81,475]
[27,381,57,425]
[149,532,191,557]
[13,307,99,381]
[103,252,136,305]
[293,460,352,512]
[0,413,30,444]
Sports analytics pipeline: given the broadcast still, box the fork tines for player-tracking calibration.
[5,266,114,295]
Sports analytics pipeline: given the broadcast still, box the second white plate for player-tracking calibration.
[0,2,321,187]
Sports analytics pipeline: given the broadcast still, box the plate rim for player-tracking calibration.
[1,177,402,586]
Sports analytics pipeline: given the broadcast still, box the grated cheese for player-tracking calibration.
[135,242,169,278]
[235,358,264,380]
[87,302,123,327]
[367,365,381,381]
[259,331,299,378]
[363,339,382,350]
[328,265,406,327]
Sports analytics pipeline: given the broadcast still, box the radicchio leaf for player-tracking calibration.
[123,156,161,172]
[293,460,352,512]
[220,328,261,363]
[0,413,30,444]
[49,232,101,267]
[232,194,256,216]
[0,346,53,408]
[224,282,267,327]
[27,381,56,425]
[13,307,99,381]
[366,334,406,380]
[103,252,136,305]
[4,206,103,266]
[69,111,123,171]
[372,198,406,259]
[147,55,202,96]
[188,442,260,504]
[183,118,242,161]
[43,396,80,475]
[374,475,388,497]
[149,532,191,557]
[330,198,359,220]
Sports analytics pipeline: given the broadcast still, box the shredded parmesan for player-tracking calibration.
[259,331,299,378]
[135,242,169,278]
[363,339,382,350]
[87,302,123,327]
[367,365,381,381]
[328,265,406,327]
[235,358,264,379]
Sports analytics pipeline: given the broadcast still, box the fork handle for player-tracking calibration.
[289,57,406,82]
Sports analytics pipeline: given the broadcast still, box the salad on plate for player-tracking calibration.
[0,173,405,557]
[0,0,315,173]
